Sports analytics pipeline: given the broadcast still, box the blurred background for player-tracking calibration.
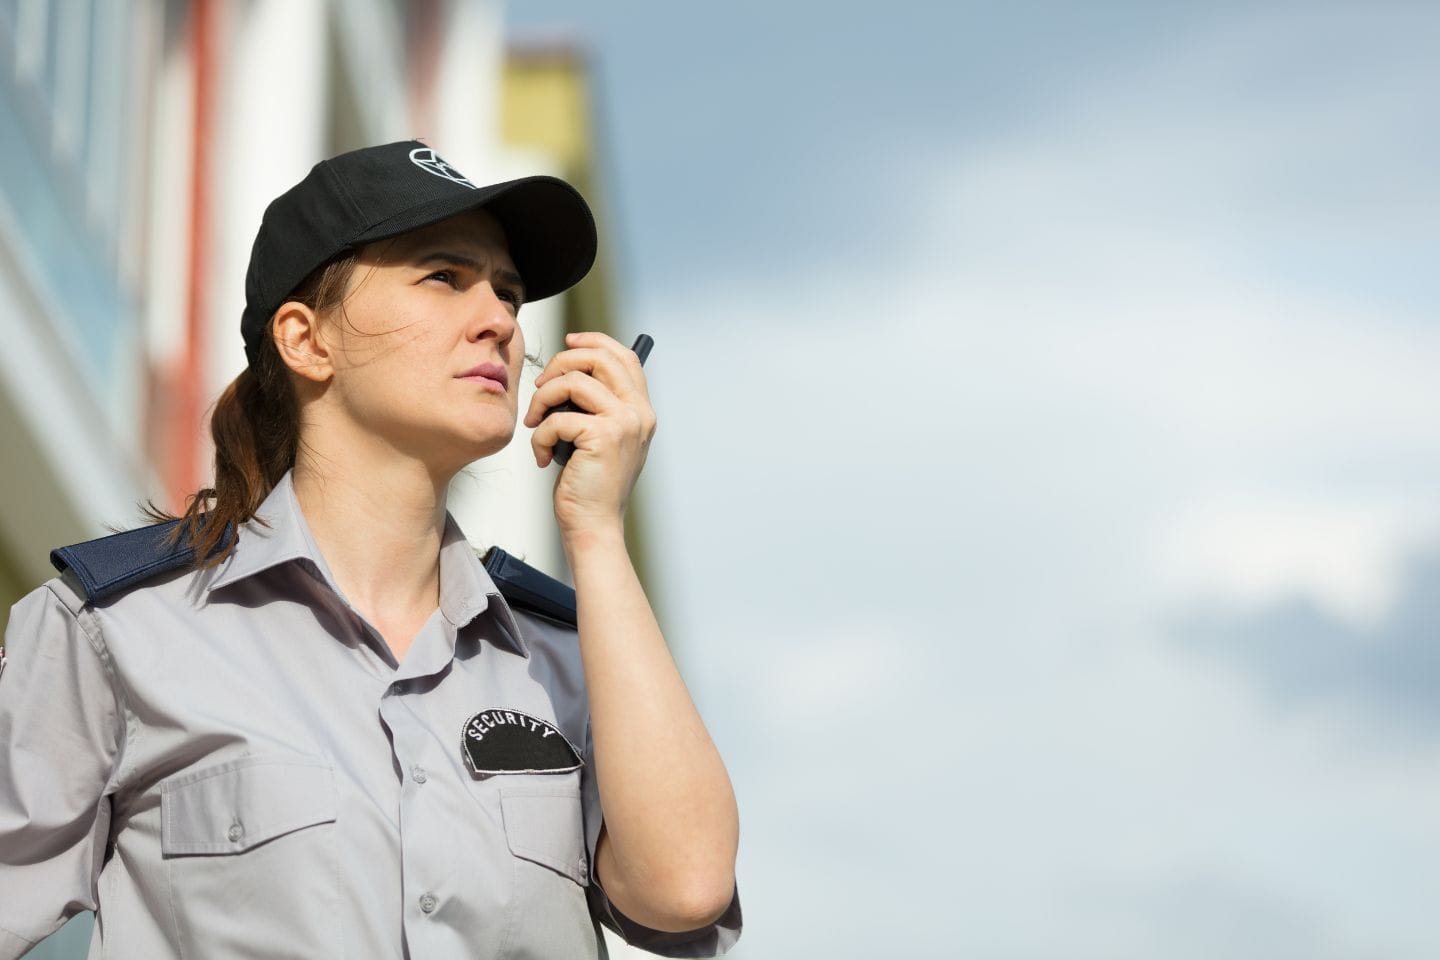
[2,1,1437,958]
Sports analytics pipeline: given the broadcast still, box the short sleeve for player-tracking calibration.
[0,580,123,956]
[578,719,743,958]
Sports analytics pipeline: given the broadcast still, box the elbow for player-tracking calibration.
[606,864,736,933]
[644,873,736,932]
[659,880,731,932]
[597,814,740,932]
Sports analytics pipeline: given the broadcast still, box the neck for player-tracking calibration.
[290,442,452,627]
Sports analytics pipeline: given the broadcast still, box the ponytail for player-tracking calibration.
[140,251,361,569]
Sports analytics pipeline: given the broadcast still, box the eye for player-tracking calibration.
[496,287,523,308]
[425,269,459,288]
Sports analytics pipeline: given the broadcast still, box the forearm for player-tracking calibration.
[564,523,739,929]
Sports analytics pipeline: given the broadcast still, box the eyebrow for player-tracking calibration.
[415,251,527,301]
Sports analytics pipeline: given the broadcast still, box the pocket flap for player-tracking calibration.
[499,781,587,884]
[161,754,337,855]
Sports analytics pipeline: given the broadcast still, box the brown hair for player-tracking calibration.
[140,251,363,569]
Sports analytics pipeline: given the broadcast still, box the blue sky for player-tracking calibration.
[507,3,1440,957]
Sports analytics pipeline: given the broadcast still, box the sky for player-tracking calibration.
[506,3,1439,957]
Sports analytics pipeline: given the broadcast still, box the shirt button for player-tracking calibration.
[411,765,428,784]
[419,893,438,914]
[227,823,244,843]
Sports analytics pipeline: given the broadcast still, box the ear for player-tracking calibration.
[271,300,334,384]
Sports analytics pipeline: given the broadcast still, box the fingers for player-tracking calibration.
[522,369,621,428]
[523,333,649,427]
[529,405,647,468]
[533,347,633,396]
[563,330,640,369]
[522,331,657,469]
[540,332,647,393]
[529,410,586,468]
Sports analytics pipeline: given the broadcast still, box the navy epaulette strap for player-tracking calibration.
[50,518,236,603]
[482,546,577,628]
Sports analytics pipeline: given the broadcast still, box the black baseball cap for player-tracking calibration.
[240,139,597,366]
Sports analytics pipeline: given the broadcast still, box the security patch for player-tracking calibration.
[461,709,583,777]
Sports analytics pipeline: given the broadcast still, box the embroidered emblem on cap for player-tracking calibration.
[409,147,477,189]
[461,708,583,777]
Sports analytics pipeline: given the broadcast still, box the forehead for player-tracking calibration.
[376,207,512,262]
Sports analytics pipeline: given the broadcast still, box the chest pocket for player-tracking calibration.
[498,774,588,884]
[159,754,341,958]
[496,772,598,959]
[161,754,337,852]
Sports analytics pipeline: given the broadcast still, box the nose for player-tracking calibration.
[466,282,519,345]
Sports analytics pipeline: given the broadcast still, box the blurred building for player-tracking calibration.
[0,1,639,957]
[0,0,152,612]
[500,40,656,580]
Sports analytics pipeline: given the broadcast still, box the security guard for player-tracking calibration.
[0,141,741,958]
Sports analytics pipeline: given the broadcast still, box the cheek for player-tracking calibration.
[340,333,443,413]
[330,302,417,375]
[510,350,526,388]
[341,366,420,423]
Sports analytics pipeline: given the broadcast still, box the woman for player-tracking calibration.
[0,140,741,959]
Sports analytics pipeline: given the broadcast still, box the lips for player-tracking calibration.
[456,362,508,390]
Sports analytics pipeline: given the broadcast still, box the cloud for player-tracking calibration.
[1137,871,1343,960]
[1174,543,1440,737]
[1154,498,1440,629]
[638,0,1440,645]
[622,5,1440,957]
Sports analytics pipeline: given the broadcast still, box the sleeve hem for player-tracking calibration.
[586,875,743,958]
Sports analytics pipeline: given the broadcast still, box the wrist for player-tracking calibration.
[560,521,627,558]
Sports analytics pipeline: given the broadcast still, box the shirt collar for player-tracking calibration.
[438,512,529,658]
[207,469,529,657]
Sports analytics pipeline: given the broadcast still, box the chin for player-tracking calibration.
[461,423,517,461]
[468,437,513,461]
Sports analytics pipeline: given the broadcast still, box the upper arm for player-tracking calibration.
[0,582,123,951]
[580,724,743,958]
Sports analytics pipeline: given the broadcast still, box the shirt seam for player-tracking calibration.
[46,579,133,796]
[0,920,38,946]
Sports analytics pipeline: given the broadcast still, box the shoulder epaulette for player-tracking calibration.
[50,518,236,603]
[481,546,577,628]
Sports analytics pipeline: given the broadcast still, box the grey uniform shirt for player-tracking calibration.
[0,470,741,959]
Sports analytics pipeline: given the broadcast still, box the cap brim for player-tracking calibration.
[349,176,597,302]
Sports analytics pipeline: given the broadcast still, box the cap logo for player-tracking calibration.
[409,147,477,190]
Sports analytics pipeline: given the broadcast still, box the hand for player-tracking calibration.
[522,331,657,537]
